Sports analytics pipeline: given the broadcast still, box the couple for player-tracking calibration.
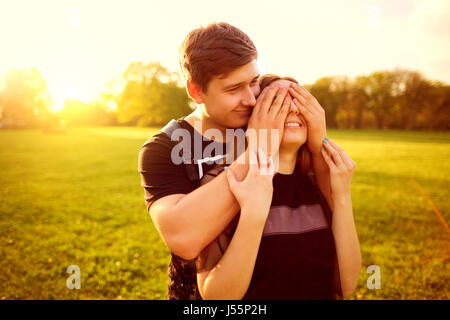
[138,22,361,300]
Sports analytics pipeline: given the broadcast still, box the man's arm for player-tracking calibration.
[149,85,289,260]
[149,147,250,260]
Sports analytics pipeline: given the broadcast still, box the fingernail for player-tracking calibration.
[323,139,327,143]
[223,166,228,172]
[321,146,324,151]
[324,137,329,141]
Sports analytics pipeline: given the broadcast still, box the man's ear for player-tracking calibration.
[186,80,203,104]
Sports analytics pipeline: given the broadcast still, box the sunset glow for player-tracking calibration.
[1,0,449,111]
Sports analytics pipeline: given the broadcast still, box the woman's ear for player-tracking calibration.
[187,80,203,104]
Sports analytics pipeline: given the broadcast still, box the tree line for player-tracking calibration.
[0,63,448,130]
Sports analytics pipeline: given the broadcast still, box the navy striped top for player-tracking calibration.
[209,165,342,300]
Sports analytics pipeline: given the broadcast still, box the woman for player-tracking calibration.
[196,75,361,300]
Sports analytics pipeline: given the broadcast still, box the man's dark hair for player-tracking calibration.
[179,22,257,92]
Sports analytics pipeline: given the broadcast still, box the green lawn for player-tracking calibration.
[0,127,449,299]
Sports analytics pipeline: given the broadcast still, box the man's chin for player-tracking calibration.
[226,117,249,130]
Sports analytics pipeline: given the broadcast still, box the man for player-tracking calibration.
[138,22,331,299]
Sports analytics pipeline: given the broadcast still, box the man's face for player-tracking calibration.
[199,59,260,129]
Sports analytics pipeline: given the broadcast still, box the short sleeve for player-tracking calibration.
[138,132,196,211]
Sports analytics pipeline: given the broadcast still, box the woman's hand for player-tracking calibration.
[288,82,327,155]
[246,84,291,156]
[321,138,356,205]
[225,147,275,225]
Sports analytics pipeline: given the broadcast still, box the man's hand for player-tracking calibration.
[288,82,327,155]
[246,84,291,156]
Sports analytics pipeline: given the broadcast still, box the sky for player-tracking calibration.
[0,0,449,111]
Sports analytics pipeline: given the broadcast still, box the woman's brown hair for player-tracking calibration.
[258,74,313,178]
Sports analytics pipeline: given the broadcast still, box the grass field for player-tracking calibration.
[0,126,449,299]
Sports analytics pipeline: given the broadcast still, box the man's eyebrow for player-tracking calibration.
[223,75,260,90]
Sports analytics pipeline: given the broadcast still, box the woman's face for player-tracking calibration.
[269,79,307,150]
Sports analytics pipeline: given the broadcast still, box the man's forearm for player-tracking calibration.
[171,148,250,259]
[311,152,334,211]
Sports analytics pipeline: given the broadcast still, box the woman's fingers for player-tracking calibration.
[292,97,313,122]
[257,147,268,168]
[275,93,292,121]
[289,87,322,124]
[288,86,314,115]
[326,139,356,169]
[289,83,323,117]
[290,82,320,107]
[258,147,274,177]
[323,139,344,168]
[252,86,268,116]
[248,148,259,174]
[267,153,274,175]
[321,145,337,171]
[268,87,289,119]
[258,85,280,117]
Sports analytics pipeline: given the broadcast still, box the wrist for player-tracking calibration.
[332,194,352,208]
[240,204,270,228]
[229,148,249,180]
[308,142,324,155]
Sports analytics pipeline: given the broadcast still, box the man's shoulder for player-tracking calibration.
[140,118,190,151]
[138,118,194,171]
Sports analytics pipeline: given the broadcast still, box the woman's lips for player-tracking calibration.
[234,108,252,115]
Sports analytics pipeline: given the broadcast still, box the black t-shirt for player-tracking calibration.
[139,117,341,300]
[138,117,231,300]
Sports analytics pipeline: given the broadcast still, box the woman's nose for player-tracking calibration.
[289,99,299,114]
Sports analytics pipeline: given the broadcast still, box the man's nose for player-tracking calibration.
[242,87,256,107]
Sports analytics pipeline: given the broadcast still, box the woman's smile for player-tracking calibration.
[284,122,302,128]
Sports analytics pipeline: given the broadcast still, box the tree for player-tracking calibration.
[420,82,450,130]
[0,67,53,128]
[394,70,433,129]
[309,77,337,128]
[365,71,397,129]
[59,99,117,126]
[114,62,192,126]
[348,76,370,129]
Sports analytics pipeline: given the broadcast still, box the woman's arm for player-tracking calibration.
[197,147,275,300]
[311,153,334,211]
[287,83,333,210]
[197,210,266,300]
[321,138,361,299]
[331,196,361,299]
